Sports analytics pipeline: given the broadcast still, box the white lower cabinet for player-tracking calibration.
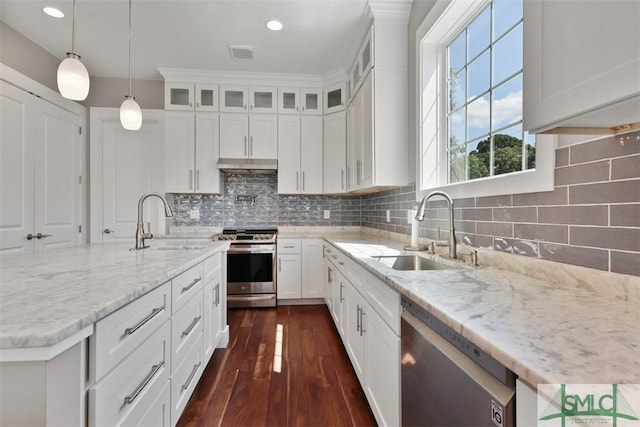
[170,332,204,426]
[89,321,170,427]
[277,238,325,300]
[323,242,401,427]
[516,379,538,426]
[89,252,228,427]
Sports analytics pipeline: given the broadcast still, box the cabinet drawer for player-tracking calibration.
[171,332,204,426]
[277,239,301,253]
[172,262,204,314]
[365,275,401,335]
[345,257,366,293]
[120,380,170,427]
[92,282,171,381]
[171,291,204,372]
[324,244,346,273]
[89,321,170,427]
[203,252,222,282]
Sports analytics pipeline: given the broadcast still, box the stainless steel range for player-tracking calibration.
[213,228,277,308]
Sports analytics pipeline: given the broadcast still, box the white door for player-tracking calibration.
[0,81,35,254]
[249,115,277,159]
[34,99,81,252]
[165,111,195,193]
[195,113,222,193]
[219,114,248,158]
[323,111,347,194]
[90,108,165,243]
[277,115,300,194]
[300,116,323,194]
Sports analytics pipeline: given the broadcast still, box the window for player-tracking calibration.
[417,0,554,199]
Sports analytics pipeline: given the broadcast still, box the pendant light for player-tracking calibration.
[57,0,90,100]
[120,0,142,130]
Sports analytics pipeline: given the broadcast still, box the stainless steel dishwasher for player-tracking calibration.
[401,296,516,427]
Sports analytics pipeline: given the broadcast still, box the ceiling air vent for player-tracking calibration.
[228,45,255,60]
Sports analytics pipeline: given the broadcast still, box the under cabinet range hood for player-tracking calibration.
[216,158,277,174]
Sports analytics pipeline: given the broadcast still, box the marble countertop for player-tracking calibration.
[0,240,228,351]
[318,232,640,386]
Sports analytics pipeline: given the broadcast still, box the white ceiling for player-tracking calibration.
[0,0,370,80]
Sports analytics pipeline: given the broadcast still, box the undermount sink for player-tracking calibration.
[371,255,455,271]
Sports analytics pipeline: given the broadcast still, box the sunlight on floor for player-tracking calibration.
[273,323,283,373]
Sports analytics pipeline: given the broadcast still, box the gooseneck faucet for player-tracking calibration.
[134,193,174,250]
[415,191,457,259]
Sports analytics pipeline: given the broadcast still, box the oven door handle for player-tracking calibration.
[228,246,276,253]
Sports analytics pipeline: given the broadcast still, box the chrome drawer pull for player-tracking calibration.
[360,308,366,337]
[124,306,165,335]
[124,361,164,405]
[181,277,201,293]
[339,283,344,303]
[214,283,220,306]
[181,362,202,392]
[181,315,202,338]
[356,305,361,332]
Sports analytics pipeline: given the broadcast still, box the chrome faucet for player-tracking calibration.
[415,191,457,259]
[134,193,174,250]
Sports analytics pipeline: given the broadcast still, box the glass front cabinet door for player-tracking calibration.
[278,88,300,114]
[195,84,219,111]
[165,82,195,111]
[301,89,323,115]
[325,83,346,114]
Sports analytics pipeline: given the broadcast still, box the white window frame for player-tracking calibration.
[416,0,555,201]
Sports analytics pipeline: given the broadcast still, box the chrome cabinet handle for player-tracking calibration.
[189,170,193,190]
[215,283,220,306]
[359,307,366,336]
[244,136,247,155]
[302,171,305,191]
[356,305,361,332]
[124,361,164,405]
[341,169,344,189]
[181,362,202,392]
[327,267,333,284]
[283,245,296,249]
[250,135,253,156]
[103,228,114,234]
[124,306,165,335]
[339,283,344,303]
[181,315,202,338]
[278,258,282,272]
[196,170,200,190]
[181,277,201,293]
[296,171,299,191]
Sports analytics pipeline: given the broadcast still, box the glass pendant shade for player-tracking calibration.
[57,53,90,101]
[120,96,142,130]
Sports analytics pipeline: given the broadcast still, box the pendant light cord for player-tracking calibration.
[128,0,132,97]
[71,0,76,53]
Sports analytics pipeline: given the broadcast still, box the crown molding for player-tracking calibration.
[367,0,413,21]
[157,68,325,87]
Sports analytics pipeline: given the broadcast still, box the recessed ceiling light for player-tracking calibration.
[43,7,64,18]
[266,20,283,31]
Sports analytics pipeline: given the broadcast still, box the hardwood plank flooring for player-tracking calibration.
[177,305,377,427]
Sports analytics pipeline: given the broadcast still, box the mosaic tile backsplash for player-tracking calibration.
[171,173,362,228]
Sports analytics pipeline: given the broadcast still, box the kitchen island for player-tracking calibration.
[0,240,229,426]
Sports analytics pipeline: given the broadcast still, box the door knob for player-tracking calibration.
[103,229,114,234]
[36,233,51,239]
[26,233,34,240]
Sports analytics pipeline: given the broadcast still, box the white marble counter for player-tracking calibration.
[319,232,640,387]
[0,241,229,352]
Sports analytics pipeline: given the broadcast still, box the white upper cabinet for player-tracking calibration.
[165,83,218,111]
[219,114,277,159]
[523,1,640,133]
[301,89,323,115]
[248,87,277,113]
[220,85,249,113]
[277,115,323,194]
[165,111,222,194]
[323,111,347,194]
[278,88,300,114]
[325,82,346,114]
[220,86,277,113]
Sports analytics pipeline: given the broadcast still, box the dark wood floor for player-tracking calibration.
[177,305,377,427]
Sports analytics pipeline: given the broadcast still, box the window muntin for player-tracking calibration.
[446,0,533,183]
